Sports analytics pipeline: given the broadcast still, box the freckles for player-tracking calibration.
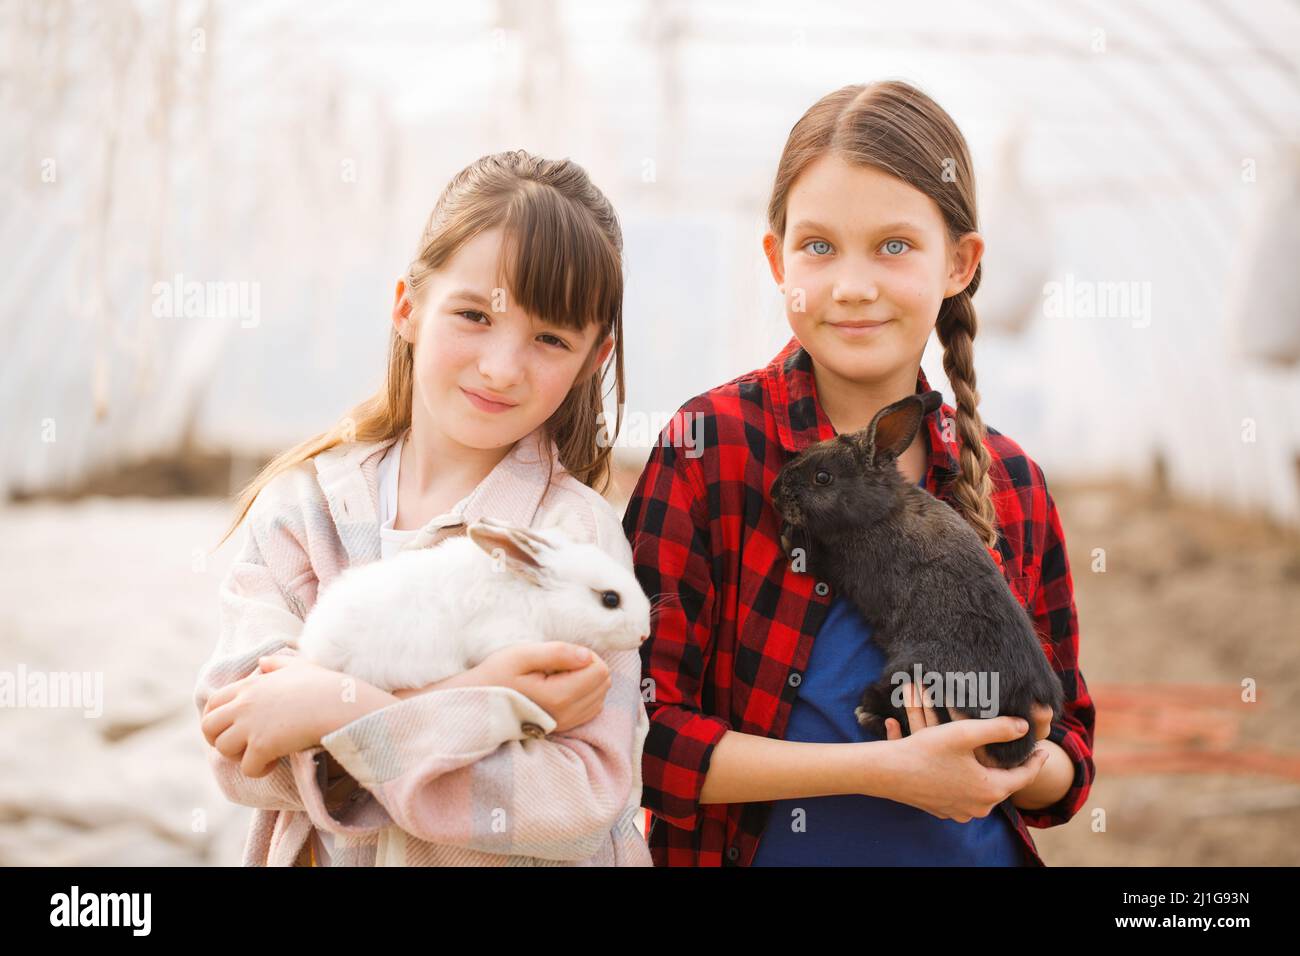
[550,357,584,392]
[435,329,475,363]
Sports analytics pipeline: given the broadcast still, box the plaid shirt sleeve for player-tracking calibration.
[1015,464,1096,829]
[622,431,733,832]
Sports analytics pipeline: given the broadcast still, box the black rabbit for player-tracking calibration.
[769,389,1063,769]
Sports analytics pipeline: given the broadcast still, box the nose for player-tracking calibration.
[831,263,879,305]
[476,338,528,391]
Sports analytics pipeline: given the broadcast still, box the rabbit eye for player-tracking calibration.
[599,590,621,609]
[814,470,833,486]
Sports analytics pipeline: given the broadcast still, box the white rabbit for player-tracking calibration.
[295,514,652,693]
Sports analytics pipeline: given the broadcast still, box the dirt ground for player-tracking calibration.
[0,475,1296,865]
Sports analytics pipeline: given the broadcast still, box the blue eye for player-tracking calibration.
[882,239,910,256]
[804,239,833,256]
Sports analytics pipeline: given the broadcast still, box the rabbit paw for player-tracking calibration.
[854,706,888,737]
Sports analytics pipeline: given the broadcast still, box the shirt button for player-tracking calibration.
[788,672,802,688]
[814,581,830,596]
[521,722,546,739]
[726,846,740,862]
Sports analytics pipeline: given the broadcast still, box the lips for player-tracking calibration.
[829,319,890,330]
[460,386,518,412]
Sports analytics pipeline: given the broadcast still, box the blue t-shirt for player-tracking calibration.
[751,477,1025,867]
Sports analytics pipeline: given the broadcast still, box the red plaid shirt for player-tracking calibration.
[621,335,1096,866]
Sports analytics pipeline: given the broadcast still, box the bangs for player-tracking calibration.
[495,184,623,334]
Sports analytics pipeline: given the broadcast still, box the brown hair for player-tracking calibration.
[215,149,625,550]
[766,80,1000,550]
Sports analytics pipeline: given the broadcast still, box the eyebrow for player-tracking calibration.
[445,288,494,307]
[790,219,925,236]
[444,288,572,333]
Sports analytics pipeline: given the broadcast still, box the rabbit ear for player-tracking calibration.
[858,390,942,467]
[467,520,552,587]
[472,515,554,551]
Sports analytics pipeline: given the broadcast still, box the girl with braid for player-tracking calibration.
[623,81,1095,866]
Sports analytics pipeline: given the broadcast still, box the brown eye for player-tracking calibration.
[814,470,832,486]
[600,590,621,609]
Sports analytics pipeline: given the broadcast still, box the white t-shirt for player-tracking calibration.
[375,429,474,560]
[377,431,421,560]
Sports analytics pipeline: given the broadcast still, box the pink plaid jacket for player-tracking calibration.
[193,426,652,866]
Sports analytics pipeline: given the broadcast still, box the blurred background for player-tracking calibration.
[1,0,1297,865]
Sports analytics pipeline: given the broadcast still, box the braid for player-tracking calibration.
[934,286,1000,551]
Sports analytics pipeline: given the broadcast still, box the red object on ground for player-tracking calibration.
[1092,683,1300,780]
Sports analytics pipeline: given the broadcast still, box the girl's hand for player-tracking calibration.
[199,655,392,778]
[471,642,611,734]
[885,683,1053,767]
[878,683,1049,822]
[888,681,997,761]
[942,698,1054,769]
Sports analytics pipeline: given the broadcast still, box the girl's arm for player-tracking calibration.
[315,500,647,861]
[700,719,1046,824]
[1008,739,1074,810]
[698,731,882,803]
[1008,468,1097,825]
[318,650,641,860]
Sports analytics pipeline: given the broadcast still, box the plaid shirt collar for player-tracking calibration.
[764,334,962,494]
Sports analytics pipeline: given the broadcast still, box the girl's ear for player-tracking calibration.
[392,278,416,343]
[944,232,985,298]
[577,332,614,380]
[590,334,614,372]
[762,231,785,288]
